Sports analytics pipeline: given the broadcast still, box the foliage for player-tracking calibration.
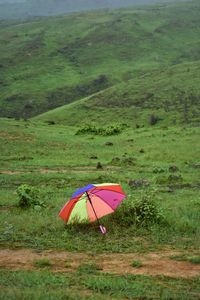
[17,184,45,208]
[77,263,102,274]
[34,258,52,268]
[112,189,164,227]
[75,123,128,136]
[131,260,143,268]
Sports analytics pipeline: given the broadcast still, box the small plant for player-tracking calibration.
[65,262,72,269]
[149,114,160,125]
[34,258,52,268]
[131,260,143,268]
[17,184,45,208]
[77,263,102,274]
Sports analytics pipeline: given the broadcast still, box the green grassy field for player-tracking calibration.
[0,0,200,118]
[0,117,200,298]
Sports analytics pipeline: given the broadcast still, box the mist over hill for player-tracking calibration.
[0,0,186,19]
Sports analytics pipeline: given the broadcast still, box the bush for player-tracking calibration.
[17,184,45,208]
[75,123,128,136]
[112,190,164,227]
[149,114,160,125]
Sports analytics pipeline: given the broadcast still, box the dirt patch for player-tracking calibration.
[0,205,16,211]
[0,249,199,278]
[0,131,33,142]
[0,170,23,175]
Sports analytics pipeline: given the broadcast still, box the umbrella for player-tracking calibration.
[59,183,126,234]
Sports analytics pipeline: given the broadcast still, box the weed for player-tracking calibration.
[34,258,52,268]
[131,260,143,268]
[77,263,102,274]
[17,184,45,208]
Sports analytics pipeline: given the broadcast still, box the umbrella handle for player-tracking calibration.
[99,225,107,235]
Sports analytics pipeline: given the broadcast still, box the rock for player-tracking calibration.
[96,162,103,169]
[128,179,149,188]
[111,157,121,164]
[105,142,113,146]
[122,157,136,166]
[192,162,200,168]
[168,174,183,182]
[169,165,179,172]
[90,155,98,159]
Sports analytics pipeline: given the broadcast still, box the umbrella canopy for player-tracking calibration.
[59,183,126,227]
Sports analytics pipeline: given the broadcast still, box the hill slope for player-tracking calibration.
[0,0,200,118]
[34,61,200,126]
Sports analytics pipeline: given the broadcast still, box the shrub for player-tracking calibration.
[149,114,160,125]
[17,184,45,208]
[112,190,164,227]
[75,123,128,136]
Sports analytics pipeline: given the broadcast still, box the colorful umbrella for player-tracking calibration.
[59,183,126,234]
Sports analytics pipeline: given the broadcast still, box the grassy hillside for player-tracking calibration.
[0,0,200,118]
[34,61,200,126]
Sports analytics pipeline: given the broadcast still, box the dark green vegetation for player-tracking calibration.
[0,0,200,121]
[0,269,200,299]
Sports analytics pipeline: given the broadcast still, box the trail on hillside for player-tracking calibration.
[0,249,200,278]
[0,166,119,175]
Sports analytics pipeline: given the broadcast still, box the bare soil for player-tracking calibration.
[0,249,199,278]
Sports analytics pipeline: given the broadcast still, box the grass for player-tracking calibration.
[77,263,102,274]
[34,258,52,268]
[131,260,143,268]
[84,274,200,299]
[0,269,200,300]
[0,118,200,252]
[170,255,200,265]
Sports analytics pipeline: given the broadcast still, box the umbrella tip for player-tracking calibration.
[99,225,107,235]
